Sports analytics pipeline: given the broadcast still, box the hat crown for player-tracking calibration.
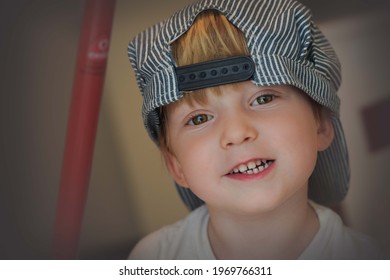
[128,0,341,132]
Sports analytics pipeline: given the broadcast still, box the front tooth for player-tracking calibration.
[238,164,248,172]
[248,161,256,169]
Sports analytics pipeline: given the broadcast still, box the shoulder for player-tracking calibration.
[128,205,213,259]
[303,202,381,259]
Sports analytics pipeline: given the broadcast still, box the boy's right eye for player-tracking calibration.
[187,113,213,126]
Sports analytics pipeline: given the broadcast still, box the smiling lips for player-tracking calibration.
[228,159,274,175]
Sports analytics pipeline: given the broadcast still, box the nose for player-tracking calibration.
[220,110,258,149]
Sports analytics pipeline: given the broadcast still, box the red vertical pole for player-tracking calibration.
[52,0,116,259]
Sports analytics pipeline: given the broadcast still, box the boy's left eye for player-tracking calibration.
[251,95,274,106]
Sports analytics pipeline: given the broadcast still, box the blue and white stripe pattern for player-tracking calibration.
[128,0,349,208]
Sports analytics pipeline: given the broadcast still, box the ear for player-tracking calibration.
[162,150,189,188]
[316,110,335,151]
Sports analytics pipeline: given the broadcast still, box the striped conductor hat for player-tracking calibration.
[128,0,350,209]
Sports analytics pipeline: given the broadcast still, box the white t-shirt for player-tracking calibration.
[129,202,380,259]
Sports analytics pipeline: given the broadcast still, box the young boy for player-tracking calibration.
[127,0,379,259]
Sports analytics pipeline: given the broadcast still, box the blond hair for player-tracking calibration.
[160,10,250,150]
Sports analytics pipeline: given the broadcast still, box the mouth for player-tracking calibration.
[227,159,275,175]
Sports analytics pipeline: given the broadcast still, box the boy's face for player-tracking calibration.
[163,81,334,215]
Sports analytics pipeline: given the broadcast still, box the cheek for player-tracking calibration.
[271,105,318,146]
[173,138,220,200]
[173,135,217,178]
[266,112,319,174]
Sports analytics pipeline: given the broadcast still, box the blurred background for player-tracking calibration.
[0,0,389,259]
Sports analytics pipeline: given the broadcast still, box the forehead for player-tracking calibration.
[168,82,304,108]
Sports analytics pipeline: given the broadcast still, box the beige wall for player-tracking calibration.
[99,0,195,237]
[1,0,389,259]
[0,0,193,260]
[0,1,86,259]
[319,11,390,255]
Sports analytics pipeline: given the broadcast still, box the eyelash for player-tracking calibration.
[185,94,275,125]
[186,113,214,126]
[251,94,274,106]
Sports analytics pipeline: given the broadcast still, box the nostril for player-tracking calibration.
[223,135,255,149]
[220,115,258,149]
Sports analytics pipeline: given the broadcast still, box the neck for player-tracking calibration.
[207,193,319,259]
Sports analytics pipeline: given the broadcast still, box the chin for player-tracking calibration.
[218,195,287,216]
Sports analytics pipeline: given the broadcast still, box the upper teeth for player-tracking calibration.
[231,160,272,174]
